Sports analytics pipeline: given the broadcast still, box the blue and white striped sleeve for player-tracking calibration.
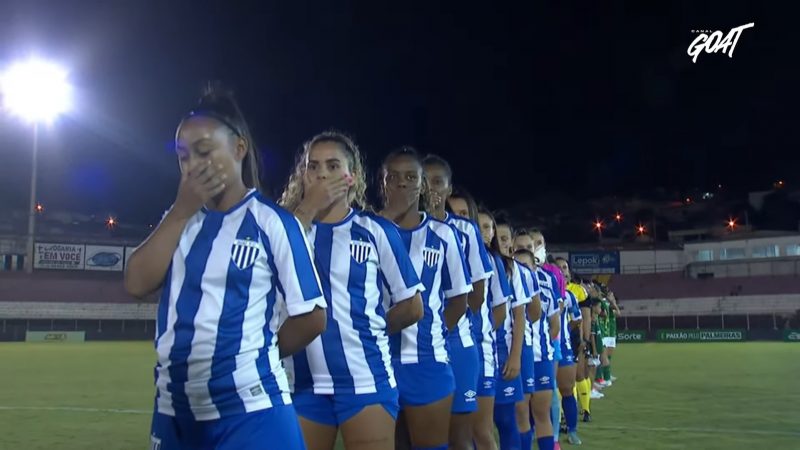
[465,220,493,283]
[570,292,583,321]
[373,217,423,304]
[441,225,473,299]
[267,210,327,317]
[509,261,532,309]
[489,253,511,308]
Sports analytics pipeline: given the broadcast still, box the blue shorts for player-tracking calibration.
[477,374,496,397]
[394,361,455,407]
[150,405,305,450]
[448,343,480,413]
[533,361,555,392]
[292,389,399,427]
[559,343,575,367]
[521,344,535,394]
[494,367,523,405]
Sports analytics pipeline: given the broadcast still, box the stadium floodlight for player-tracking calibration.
[1,58,72,273]
[0,58,71,123]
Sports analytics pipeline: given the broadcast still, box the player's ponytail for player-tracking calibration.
[184,83,262,191]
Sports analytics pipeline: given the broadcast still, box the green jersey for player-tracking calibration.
[599,299,611,335]
[608,302,618,337]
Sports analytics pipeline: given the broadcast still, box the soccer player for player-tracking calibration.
[280,131,425,450]
[472,208,514,450]
[595,285,611,389]
[493,236,535,450]
[126,87,327,450]
[378,148,472,450]
[423,155,494,450]
[516,230,561,450]
[602,291,622,384]
[554,258,583,445]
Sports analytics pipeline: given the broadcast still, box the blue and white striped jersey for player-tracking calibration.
[561,290,582,351]
[471,252,512,377]
[389,214,472,365]
[495,260,532,363]
[518,264,542,348]
[286,209,423,395]
[444,213,494,349]
[531,268,561,362]
[155,190,326,420]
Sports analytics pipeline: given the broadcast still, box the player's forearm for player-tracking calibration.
[526,295,542,322]
[124,210,189,298]
[278,307,326,358]
[444,294,468,330]
[510,305,526,358]
[292,200,319,231]
[467,280,486,314]
[492,305,507,330]
[387,293,423,335]
[549,316,561,342]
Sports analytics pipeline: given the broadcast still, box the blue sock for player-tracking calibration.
[537,436,554,450]
[412,447,447,450]
[562,394,578,433]
[520,430,533,450]
[494,402,521,450]
[551,390,561,441]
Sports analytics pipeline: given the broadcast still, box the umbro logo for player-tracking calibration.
[465,390,477,400]
[539,376,550,384]
[483,380,494,389]
[526,378,535,386]
[503,387,515,395]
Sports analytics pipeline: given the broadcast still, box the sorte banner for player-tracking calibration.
[657,329,746,342]
[783,330,800,342]
[34,243,85,270]
[617,330,647,342]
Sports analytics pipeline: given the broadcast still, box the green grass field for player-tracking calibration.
[0,342,798,450]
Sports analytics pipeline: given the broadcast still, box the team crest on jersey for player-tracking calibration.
[422,247,442,268]
[350,240,372,264]
[231,238,260,270]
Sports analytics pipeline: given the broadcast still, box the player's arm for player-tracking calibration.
[527,294,542,324]
[270,213,329,358]
[609,291,622,315]
[387,293,424,335]
[124,210,189,298]
[444,294,467,330]
[377,218,424,335]
[503,304,526,380]
[441,225,471,330]
[493,304,507,330]
[279,308,326,358]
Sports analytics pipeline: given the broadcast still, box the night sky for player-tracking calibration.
[0,1,797,225]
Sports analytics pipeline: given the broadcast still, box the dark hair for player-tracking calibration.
[448,186,479,222]
[546,254,556,264]
[182,83,261,190]
[422,154,453,182]
[489,209,515,278]
[513,248,536,268]
[379,146,426,208]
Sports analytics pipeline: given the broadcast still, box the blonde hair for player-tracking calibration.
[279,130,369,211]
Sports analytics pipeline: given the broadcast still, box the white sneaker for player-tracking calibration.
[604,380,613,387]
[610,376,618,382]
[590,390,605,399]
